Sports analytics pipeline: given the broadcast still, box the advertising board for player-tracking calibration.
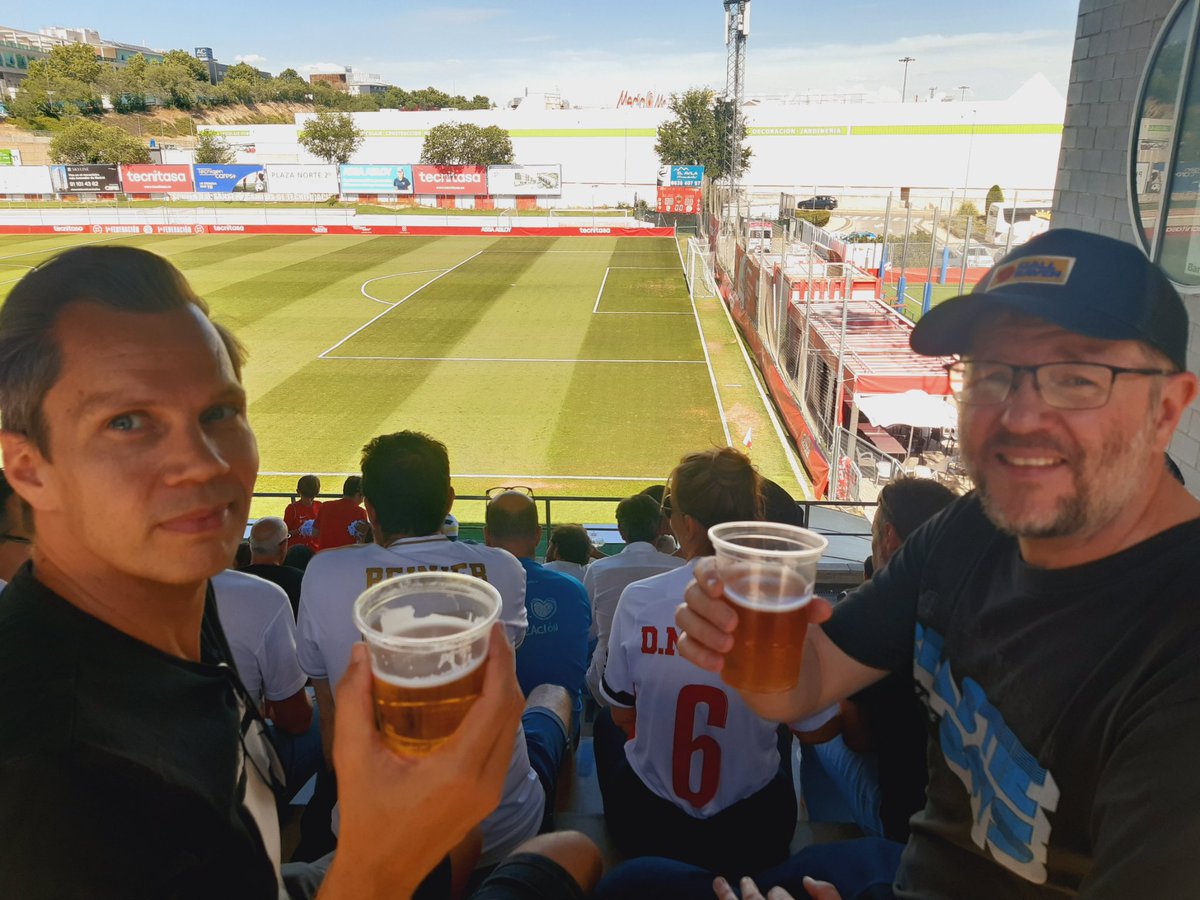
[339,164,415,194]
[265,164,339,195]
[659,165,704,186]
[486,164,562,196]
[50,165,121,193]
[0,166,54,194]
[193,164,266,193]
[657,186,702,214]
[0,149,19,166]
[119,165,195,193]
[412,165,488,196]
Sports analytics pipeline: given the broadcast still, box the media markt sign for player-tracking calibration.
[0,149,19,166]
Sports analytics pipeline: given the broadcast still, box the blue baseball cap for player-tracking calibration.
[911,228,1189,370]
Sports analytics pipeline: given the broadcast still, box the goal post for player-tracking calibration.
[685,237,718,301]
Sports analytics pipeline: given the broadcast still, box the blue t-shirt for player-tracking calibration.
[515,558,590,727]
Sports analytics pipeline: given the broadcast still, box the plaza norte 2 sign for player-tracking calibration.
[119,165,195,193]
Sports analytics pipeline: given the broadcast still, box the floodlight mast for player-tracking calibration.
[723,0,749,199]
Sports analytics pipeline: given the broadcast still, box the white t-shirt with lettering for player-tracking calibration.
[601,560,783,819]
[296,535,539,865]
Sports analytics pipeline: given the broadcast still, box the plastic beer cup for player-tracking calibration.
[353,571,501,755]
[708,521,829,693]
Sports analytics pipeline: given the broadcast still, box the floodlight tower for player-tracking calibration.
[723,0,750,194]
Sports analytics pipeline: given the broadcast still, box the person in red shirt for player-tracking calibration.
[283,475,322,551]
[312,476,367,551]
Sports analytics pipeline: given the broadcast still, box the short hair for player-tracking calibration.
[0,246,244,456]
[876,477,956,541]
[485,492,538,541]
[0,470,31,537]
[234,541,252,568]
[360,432,449,537]
[760,478,803,526]
[670,447,762,530]
[1165,453,1186,485]
[297,475,321,498]
[249,517,288,554]
[284,544,315,571]
[616,494,664,544]
[548,524,591,565]
[342,475,363,497]
[640,484,670,516]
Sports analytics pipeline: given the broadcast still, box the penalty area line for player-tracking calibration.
[260,470,669,482]
[319,354,705,364]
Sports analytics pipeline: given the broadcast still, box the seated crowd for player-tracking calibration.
[2,232,1198,900]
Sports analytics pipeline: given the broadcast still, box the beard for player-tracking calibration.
[965,416,1157,540]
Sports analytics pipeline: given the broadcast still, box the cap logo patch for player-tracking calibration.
[988,255,1076,291]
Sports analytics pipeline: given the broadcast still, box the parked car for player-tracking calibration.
[844,231,880,242]
[797,195,838,210]
[965,248,995,268]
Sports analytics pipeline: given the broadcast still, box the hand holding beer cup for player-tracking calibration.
[353,571,502,755]
[677,525,833,695]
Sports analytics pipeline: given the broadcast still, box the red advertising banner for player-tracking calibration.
[0,224,675,238]
[119,165,195,193]
[657,186,702,214]
[411,165,489,196]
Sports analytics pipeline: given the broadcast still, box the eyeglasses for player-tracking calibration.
[946,360,1177,410]
[0,533,31,545]
[485,485,534,502]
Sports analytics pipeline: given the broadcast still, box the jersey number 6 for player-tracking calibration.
[671,684,729,809]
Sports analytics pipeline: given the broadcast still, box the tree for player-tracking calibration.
[50,119,150,164]
[161,49,211,83]
[654,87,751,180]
[420,122,514,166]
[194,130,235,164]
[985,185,1005,215]
[46,43,103,85]
[146,60,202,109]
[101,53,148,113]
[224,62,264,84]
[297,110,363,165]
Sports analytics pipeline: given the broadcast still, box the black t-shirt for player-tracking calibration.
[0,566,280,899]
[824,494,1200,898]
[239,563,305,618]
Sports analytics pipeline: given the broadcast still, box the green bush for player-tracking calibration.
[796,210,831,227]
[985,185,1004,214]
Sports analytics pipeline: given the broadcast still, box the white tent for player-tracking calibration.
[856,390,958,430]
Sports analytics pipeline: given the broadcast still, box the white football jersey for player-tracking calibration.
[296,534,540,864]
[601,560,783,819]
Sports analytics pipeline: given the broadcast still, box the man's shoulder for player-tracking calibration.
[212,568,290,608]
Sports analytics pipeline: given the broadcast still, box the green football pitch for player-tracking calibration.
[0,232,810,524]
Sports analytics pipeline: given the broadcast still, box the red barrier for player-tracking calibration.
[0,224,675,238]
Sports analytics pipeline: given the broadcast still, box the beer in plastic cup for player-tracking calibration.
[708,521,828,693]
[353,571,501,755]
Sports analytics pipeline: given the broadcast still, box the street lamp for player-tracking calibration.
[958,85,970,101]
[898,57,915,102]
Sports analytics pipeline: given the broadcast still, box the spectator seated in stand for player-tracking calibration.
[485,489,591,749]
[594,447,797,876]
[239,515,305,618]
[285,475,322,552]
[806,476,956,842]
[311,475,367,551]
[584,494,685,706]
[212,568,321,805]
[297,431,550,870]
[0,469,33,588]
[639,484,680,555]
[542,523,593,584]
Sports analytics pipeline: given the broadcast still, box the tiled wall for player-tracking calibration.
[1053,0,1200,492]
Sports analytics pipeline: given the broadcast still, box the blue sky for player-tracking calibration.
[9,1,1082,106]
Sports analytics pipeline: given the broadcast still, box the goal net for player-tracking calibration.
[685,237,718,301]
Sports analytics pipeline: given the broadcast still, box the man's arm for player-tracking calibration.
[266,687,313,736]
[313,678,337,769]
[317,625,525,900]
[676,558,886,721]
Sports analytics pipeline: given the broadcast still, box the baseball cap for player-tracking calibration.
[910,228,1189,370]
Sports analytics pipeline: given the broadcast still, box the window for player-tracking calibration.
[1132,0,1200,285]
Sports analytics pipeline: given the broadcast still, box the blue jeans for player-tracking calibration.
[595,837,904,900]
[809,736,885,837]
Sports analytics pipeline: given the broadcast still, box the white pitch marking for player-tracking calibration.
[591,267,611,314]
[260,471,668,482]
[593,266,691,315]
[0,234,125,261]
[318,250,485,358]
[682,241,733,447]
[320,355,705,364]
[359,269,450,305]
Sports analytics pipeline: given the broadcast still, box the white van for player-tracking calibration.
[965,248,994,268]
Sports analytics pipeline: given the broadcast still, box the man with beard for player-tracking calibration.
[616,230,1200,899]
